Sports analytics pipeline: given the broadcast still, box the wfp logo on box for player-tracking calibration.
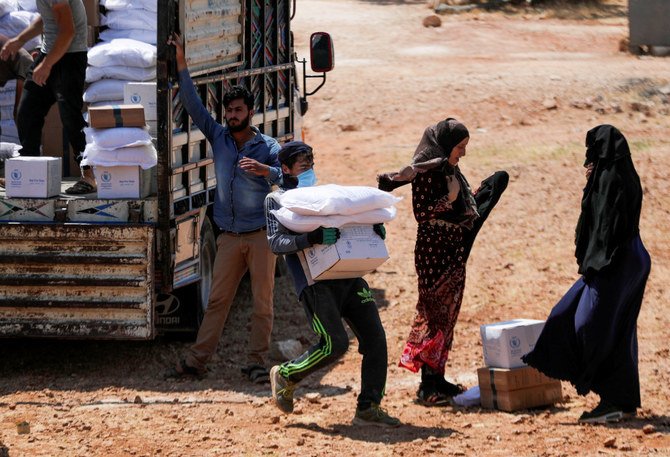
[130,94,142,103]
[509,335,521,350]
[10,169,21,181]
[100,170,113,188]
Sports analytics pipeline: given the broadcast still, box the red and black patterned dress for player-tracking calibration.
[399,168,471,373]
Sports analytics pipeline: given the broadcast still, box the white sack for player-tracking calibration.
[0,141,21,160]
[99,27,156,45]
[83,79,131,103]
[87,99,125,107]
[101,9,157,31]
[16,0,34,11]
[0,105,13,119]
[0,134,18,144]
[0,119,17,138]
[272,206,397,233]
[81,143,157,169]
[452,386,481,407]
[0,11,41,49]
[100,0,157,12]
[0,0,18,17]
[85,126,151,149]
[278,184,402,216]
[0,83,16,106]
[86,65,156,83]
[88,39,156,68]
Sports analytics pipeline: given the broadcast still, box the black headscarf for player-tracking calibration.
[574,125,642,277]
[377,118,470,191]
[377,118,478,228]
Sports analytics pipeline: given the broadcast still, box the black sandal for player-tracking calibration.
[416,385,451,407]
[242,364,270,384]
[64,180,96,195]
[163,359,205,380]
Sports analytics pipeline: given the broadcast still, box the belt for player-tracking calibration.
[220,226,266,236]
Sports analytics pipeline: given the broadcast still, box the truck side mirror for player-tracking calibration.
[310,32,334,73]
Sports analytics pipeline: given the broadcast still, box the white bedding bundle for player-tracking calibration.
[99,0,157,45]
[80,127,157,169]
[272,184,402,233]
[85,39,157,83]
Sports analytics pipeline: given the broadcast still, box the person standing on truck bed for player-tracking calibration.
[0,0,93,195]
[167,33,281,384]
[0,36,33,189]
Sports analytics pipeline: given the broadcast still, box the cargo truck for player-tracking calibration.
[0,0,333,339]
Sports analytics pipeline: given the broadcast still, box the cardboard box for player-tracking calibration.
[303,224,388,280]
[480,382,563,412]
[94,165,153,199]
[4,157,62,198]
[124,82,157,121]
[480,319,545,369]
[477,366,558,392]
[88,104,146,129]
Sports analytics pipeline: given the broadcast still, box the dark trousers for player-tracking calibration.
[17,51,87,163]
[463,170,509,259]
[279,278,388,408]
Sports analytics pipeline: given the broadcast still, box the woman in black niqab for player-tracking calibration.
[522,125,651,424]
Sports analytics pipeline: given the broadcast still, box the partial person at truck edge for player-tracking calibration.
[0,0,92,194]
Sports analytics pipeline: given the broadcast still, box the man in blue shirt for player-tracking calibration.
[169,34,280,383]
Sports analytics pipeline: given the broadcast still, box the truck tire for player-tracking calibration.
[196,217,217,327]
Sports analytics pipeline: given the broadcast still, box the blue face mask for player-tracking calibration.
[297,168,317,187]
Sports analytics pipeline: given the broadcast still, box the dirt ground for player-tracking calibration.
[1,0,670,456]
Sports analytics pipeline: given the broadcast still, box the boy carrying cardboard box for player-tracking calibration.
[264,141,400,428]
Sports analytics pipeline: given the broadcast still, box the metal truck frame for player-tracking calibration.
[0,0,330,339]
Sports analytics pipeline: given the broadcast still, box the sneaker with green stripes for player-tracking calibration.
[270,365,297,413]
[352,403,401,427]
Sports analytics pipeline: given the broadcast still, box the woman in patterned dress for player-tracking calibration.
[378,118,508,405]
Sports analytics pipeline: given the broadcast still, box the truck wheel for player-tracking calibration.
[196,217,217,327]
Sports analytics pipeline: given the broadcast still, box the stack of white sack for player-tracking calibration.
[99,0,157,45]
[80,126,156,169]
[0,8,41,51]
[85,39,156,92]
[0,80,17,143]
[272,184,402,233]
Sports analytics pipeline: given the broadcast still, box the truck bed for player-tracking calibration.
[0,177,158,224]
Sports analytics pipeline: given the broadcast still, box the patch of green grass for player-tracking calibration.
[629,139,655,152]
[470,142,582,167]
